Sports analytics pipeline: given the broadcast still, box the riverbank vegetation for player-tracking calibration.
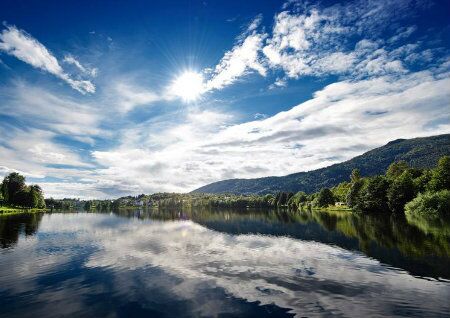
[73,156,449,224]
[0,172,46,213]
[13,155,448,224]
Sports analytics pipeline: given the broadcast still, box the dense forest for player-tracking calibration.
[193,134,450,194]
[0,173,45,209]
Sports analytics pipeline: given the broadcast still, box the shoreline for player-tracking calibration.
[0,206,48,216]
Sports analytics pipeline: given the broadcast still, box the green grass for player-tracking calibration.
[312,206,352,212]
[0,205,48,216]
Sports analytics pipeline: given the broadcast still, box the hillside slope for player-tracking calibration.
[192,134,450,194]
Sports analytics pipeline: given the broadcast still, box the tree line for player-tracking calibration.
[0,172,46,209]
[53,155,450,221]
[143,155,450,219]
[286,156,450,219]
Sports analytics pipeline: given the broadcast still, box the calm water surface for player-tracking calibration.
[0,209,449,317]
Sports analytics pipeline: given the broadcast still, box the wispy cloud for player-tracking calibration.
[112,82,160,113]
[0,25,95,94]
[205,16,267,91]
[0,82,103,137]
[63,54,98,77]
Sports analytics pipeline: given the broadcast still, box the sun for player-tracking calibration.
[170,71,205,102]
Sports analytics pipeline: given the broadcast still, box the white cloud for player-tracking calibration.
[63,54,98,77]
[261,5,411,80]
[0,25,95,94]
[87,68,450,197]
[2,66,448,199]
[0,126,93,183]
[388,25,417,44]
[0,82,103,137]
[204,0,434,89]
[206,32,267,91]
[113,82,160,113]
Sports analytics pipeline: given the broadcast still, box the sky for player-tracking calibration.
[0,0,449,199]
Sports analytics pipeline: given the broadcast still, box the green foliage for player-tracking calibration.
[1,181,8,203]
[274,192,293,206]
[414,169,432,193]
[386,160,409,179]
[315,188,335,207]
[405,190,450,221]
[0,173,45,209]
[387,170,416,213]
[84,201,92,211]
[40,153,449,224]
[427,156,450,191]
[359,176,390,213]
[347,179,365,208]
[331,181,351,202]
[288,191,308,209]
[350,169,361,183]
[193,134,450,194]
[2,172,26,206]
[264,194,276,207]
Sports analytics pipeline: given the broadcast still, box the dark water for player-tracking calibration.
[0,209,449,317]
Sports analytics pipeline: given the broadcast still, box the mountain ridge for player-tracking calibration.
[192,134,450,194]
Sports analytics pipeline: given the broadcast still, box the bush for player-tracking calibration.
[405,190,450,221]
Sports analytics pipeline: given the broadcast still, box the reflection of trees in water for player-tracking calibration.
[306,209,450,259]
[111,207,450,278]
[113,207,450,258]
[0,213,44,248]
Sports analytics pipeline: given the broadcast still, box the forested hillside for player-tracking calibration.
[192,134,450,194]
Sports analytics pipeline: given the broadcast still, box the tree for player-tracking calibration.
[0,180,8,203]
[347,169,365,209]
[414,169,432,193]
[2,172,26,205]
[315,188,335,208]
[287,192,294,204]
[0,190,3,206]
[29,185,45,208]
[350,169,361,183]
[29,185,40,208]
[428,156,450,191]
[332,181,351,202]
[288,191,308,209]
[277,192,289,206]
[84,201,92,211]
[263,194,276,207]
[387,170,416,213]
[15,188,32,207]
[360,176,390,213]
[386,161,409,179]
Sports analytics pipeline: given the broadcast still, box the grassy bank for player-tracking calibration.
[0,206,48,216]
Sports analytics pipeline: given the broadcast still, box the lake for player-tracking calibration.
[0,209,449,317]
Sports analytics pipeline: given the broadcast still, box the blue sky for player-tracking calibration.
[0,0,449,199]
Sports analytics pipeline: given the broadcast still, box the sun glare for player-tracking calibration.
[171,71,205,102]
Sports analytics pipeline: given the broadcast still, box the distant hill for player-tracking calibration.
[192,134,450,194]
